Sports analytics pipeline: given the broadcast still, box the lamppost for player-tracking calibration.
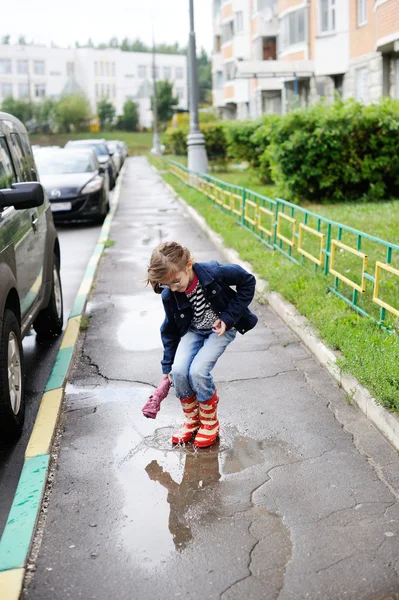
[151,31,162,155]
[187,0,208,173]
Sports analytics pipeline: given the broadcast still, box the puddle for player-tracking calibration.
[114,426,267,565]
[116,295,164,351]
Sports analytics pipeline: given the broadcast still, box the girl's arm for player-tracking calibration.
[217,263,256,329]
[160,297,180,374]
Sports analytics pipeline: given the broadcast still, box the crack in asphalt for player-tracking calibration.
[80,351,155,389]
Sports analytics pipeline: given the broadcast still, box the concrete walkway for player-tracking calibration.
[27,157,399,600]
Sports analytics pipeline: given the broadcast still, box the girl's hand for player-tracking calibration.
[212,319,226,336]
[163,374,172,383]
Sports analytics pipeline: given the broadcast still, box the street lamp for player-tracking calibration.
[187,0,208,173]
[151,31,162,155]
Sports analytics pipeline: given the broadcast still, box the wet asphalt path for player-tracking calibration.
[0,220,102,538]
[27,158,399,599]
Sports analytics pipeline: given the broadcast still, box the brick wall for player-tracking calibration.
[222,2,233,20]
[349,0,376,58]
[279,0,304,13]
[376,0,399,43]
[282,50,306,60]
[222,43,234,60]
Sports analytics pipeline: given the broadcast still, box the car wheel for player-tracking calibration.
[33,253,64,340]
[0,309,25,442]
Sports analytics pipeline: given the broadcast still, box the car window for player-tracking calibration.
[0,136,16,191]
[35,152,96,175]
[19,133,38,180]
[9,133,31,182]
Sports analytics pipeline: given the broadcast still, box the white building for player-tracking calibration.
[0,44,188,127]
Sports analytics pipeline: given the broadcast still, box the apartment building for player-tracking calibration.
[0,44,188,127]
[212,0,399,119]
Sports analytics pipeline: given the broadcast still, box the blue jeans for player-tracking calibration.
[171,327,237,402]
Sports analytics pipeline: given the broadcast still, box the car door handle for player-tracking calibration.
[31,214,38,232]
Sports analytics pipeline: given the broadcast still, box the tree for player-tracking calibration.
[1,35,10,45]
[153,81,179,129]
[197,48,212,105]
[1,97,33,123]
[97,99,116,129]
[18,35,26,45]
[36,98,57,131]
[54,94,91,132]
[118,100,139,131]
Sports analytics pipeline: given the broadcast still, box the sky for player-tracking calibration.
[3,0,213,52]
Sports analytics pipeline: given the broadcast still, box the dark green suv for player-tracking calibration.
[0,112,63,442]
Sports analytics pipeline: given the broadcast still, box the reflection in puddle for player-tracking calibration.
[116,295,164,351]
[115,427,267,564]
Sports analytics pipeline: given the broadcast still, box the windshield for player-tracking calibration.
[35,151,96,175]
[81,143,108,157]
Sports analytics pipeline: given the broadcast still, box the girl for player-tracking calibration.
[146,241,258,449]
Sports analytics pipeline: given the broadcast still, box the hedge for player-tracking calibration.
[164,98,399,202]
[267,98,399,202]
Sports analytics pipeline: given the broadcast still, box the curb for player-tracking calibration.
[158,172,399,454]
[0,164,126,600]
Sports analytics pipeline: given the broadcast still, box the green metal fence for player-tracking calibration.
[168,159,399,330]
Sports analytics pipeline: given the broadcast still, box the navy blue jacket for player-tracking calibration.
[160,261,258,374]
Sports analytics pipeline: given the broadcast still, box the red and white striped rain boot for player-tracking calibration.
[193,392,219,449]
[171,394,200,444]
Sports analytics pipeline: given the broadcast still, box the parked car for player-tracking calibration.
[0,112,64,442]
[65,139,117,189]
[106,141,122,173]
[34,148,110,223]
[107,140,128,165]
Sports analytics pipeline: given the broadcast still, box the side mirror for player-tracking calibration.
[98,164,107,173]
[108,150,114,156]
[0,182,44,210]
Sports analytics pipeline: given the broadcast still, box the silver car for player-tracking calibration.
[0,112,63,442]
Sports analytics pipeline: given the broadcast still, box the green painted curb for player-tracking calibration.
[0,454,50,571]
[44,347,74,392]
[69,295,86,319]
[83,264,97,279]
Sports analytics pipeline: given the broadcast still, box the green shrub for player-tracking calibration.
[267,98,399,203]
[201,122,228,164]
[165,126,189,155]
[251,115,282,183]
[165,122,228,163]
[225,120,261,166]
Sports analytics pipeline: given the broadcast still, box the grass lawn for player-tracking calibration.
[30,131,153,155]
[148,153,399,413]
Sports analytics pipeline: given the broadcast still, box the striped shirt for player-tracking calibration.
[185,275,219,330]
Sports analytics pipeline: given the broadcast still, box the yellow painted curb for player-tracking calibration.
[89,253,101,268]
[0,568,24,600]
[77,278,92,297]
[25,389,63,459]
[60,316,82,350]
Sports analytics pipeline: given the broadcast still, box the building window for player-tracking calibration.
[0,83,13,98]
[235,11,244,33]
[215,35,222,52]
[280,8,305,50]
[163,66,171,80]
[215,71,224,88]
[0,59,12,74]
[222,20,234,43]
[357,0,367,25]
[33,60,45,75]
[18,83,29,98]
[176,87,184,100]
[176,67,184,79]
[320,0,335,33]
[332,73,344,97]
[224,62,236,81]
[95,83,99,97]
[94,62,98,76]
[34,83,46,97]
[138,65,147,78]
[100,62,104,76]
[105,62,109,76]
[67,62,74,76]
[17,60,28,75]
[355,67,368,103]
[112,63,116,77]
[153,66,160,79]
[213,0,221,18]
